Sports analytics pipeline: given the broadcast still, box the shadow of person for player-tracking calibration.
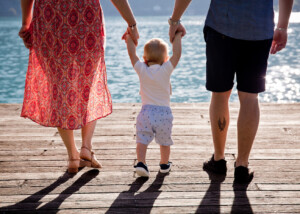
[0,171,72,212]
[230,176,254,214]
[106,172,169,214]
[196,170,226,214]
[38,169,100,213]
[135,172,169,213]
[105,176,149,214]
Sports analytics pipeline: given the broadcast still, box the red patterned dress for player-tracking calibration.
[21,0,112,129]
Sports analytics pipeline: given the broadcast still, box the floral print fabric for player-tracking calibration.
[21,0,112,129]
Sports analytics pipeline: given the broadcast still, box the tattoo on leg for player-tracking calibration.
[218,117,226,131]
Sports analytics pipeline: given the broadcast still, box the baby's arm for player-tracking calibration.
[169,32,182,68]
[125,34,140,67]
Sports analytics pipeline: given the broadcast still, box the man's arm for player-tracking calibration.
[110,0,139,45]
[270,0,293,54]
[125,35,140,67]
[169,32,183,68]
[169,0,192,42]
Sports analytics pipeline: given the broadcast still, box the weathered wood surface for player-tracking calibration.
[0,103,300,213]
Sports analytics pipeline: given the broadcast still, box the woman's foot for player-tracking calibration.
[67,152,81,174]
[67,159,81,174]
[80,146,102,168]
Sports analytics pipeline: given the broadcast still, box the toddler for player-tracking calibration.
[125,32,182,177]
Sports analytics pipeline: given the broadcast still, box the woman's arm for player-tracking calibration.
[19,0,34,49]
[21,0,34,28]
[110,0,139,45]
[270,0,293,54]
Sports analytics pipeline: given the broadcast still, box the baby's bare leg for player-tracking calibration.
[160,145,170,164]
[136,143,148,164]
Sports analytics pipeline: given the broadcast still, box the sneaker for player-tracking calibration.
[203,154,227,174]
[134,162,150,177]
[159,161,172,173]
[234,164,254,184]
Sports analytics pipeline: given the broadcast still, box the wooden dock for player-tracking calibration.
[0,103,299,213]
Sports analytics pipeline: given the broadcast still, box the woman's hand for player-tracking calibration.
[19,25,32,49]
[270,29,288,54]
[169,23,186,43]
[122,25,139,46]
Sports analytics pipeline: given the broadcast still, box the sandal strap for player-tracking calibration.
[81,146,92,152]
[80,146,101,168]
[81,146,95,162]
[68,158,81,161]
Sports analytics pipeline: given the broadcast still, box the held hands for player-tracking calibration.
[19,24,32,49]
[270,29,288,54]
[122,25,139,46]
[175,31,183,38]
[122,31,131,43]
[169,23,186,43]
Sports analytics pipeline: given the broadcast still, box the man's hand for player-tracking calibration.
[19,25,32,49]
[270,29,288,54]
[169,23,186,43]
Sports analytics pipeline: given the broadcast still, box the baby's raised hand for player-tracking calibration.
[175,31,183,38]
[122,30,130,42]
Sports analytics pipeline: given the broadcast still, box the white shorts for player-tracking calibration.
[136,105,173,146]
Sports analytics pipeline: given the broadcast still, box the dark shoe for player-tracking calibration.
[159,161,172,173]
[134,162,150,177]
[203,154,227,174]
[234,164,254,184]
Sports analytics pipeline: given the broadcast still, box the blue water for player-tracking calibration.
[0,15,300,103]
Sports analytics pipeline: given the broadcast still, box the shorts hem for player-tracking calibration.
[237,87,265,94]
[136,141,151,146]
[155,140,173,146]
[206,86,233,93]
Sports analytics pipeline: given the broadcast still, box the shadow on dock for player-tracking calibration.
[196,170,253,214]
[106,172,168,214]
[0,169,99,213]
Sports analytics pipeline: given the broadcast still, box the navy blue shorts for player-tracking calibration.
[204,26,273,93]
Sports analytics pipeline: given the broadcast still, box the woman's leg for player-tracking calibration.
[57,128,80,169]
[80,120,101,167]
[81,120,97,151]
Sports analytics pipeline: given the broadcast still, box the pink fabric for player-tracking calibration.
[21,0,112,129]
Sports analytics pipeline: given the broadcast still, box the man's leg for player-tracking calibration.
[236,91,259,167]
[209,90,232,161]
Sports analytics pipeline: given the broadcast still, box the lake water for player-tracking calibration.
[0,15,300,103]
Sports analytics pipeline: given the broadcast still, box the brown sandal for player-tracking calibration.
[80,146,102,168]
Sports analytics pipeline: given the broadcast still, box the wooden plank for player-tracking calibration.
[0,103,300,213]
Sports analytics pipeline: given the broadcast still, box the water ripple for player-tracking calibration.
[0,16,300,103]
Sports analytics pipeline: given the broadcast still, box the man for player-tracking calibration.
[169,0,293,183]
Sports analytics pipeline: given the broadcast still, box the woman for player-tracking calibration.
[19,0,139,173]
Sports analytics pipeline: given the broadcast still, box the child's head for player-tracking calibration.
[143,38,169,65]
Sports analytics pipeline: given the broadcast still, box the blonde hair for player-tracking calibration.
[143,38,169,65]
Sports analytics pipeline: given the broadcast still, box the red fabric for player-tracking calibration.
[21,0,112,130]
